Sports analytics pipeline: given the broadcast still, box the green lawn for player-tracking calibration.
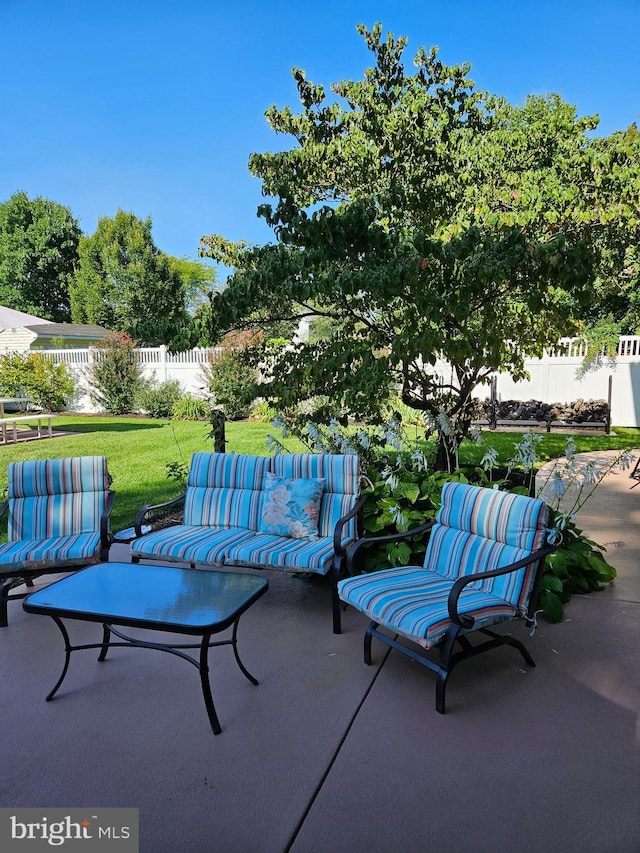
[1,414,638,535]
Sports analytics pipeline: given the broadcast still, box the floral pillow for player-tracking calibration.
[259,473,326,541]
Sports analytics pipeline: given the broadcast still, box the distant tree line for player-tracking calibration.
[0,192,216,347]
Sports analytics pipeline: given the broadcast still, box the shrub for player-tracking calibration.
[85,331,142,414]
[201,349,258,420]
[136,378,183,418]
[172,394,210,421]
[0,352,75,411]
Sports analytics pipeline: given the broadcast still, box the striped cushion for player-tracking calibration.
[8,456,111,499]
[130,525,256,566]
[223,533,350,574]
[436,481,550,551]
[184,453,270,529]
[7,457,110,541]
[425,482,551,614]
[338,566,518,649]
[272,454,360,540]
[188,452,270,490]
[0,533,102,573]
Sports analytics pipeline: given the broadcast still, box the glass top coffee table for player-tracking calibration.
[23,562,269,735]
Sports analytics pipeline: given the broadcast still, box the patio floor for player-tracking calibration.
[1,452,639,852]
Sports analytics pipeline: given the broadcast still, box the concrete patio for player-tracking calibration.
[1,452,639,852]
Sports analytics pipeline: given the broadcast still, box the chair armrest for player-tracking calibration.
[332,494,368,556]
[100,491,116,552]
[344,519,436,576]
[134,493,186,537]
[447,542,558,628]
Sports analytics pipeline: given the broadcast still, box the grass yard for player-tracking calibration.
[1,414,638,536]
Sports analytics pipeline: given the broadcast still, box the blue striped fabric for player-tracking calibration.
[130,525,256,565]
[437,481,550,550]
[188,452,270,490]
[184,453,271,528]
[0,533,102,571]
[272,454,360,539]
[338,566,518,648]
[223,533,342,574]
[425,482,551,614]
[7,457,110,541]
[8,456,111,499]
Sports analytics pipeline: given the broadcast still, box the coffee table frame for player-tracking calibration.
[23,563,269,735]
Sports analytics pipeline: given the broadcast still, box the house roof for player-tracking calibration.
[22,323,110,339]
[0,306,52,330]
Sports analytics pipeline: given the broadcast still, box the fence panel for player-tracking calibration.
[12,338,640,427]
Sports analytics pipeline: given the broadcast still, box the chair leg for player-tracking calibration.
[364,622,375,665]
[435,670,450,714]
[332,578,342,634]
[0,582,9,628]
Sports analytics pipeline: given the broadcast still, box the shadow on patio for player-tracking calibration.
[1,453,639,852]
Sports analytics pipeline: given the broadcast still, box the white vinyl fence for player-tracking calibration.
[40,337,640,427]
[47,345,225,413]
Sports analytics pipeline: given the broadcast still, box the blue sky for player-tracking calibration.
[1,0,638,278]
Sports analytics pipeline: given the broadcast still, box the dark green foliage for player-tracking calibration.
[202,350,258,420]
[0,191,81,321]
[541,518,617,622]
[71,210,191,346]
[136,379,184,419]
[85,332,142,414]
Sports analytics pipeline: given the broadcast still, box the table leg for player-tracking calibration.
[199,632,222,735]
[46,617,73,701]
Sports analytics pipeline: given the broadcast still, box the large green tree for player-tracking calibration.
[199,24,638,468]
[0,191,81,321]
[71,210,191,347]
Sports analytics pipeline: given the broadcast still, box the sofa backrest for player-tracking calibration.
[423,481,551,614]
[184,452,270,529]
[271,453,360,540]
[7,456,111,542]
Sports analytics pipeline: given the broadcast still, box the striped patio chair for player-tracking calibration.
[0,456,115,626]
[338,481,556,713]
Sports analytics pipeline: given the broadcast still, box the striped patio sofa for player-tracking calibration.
[130,452,365,632]
[0,456,115,626]
[338,481,556,713]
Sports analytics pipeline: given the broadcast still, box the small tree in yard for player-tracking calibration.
[85,332,142,414]
[199,23,638,471]
[201,350,258,420]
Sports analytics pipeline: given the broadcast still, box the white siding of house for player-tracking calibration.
[0,328,37,351]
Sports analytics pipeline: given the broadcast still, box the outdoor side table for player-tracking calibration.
[23,562,268,734]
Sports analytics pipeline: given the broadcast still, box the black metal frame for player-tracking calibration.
[0,490,115,627]
[344,522,557,713]
[39,615,260,736]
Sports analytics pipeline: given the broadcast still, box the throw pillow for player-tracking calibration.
[259,473,326,541]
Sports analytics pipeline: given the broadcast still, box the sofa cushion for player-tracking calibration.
[223,533,351,575]
[426,482,552,614]
[259,474,325,541]
[130,525,256,566]
[7,456,111,542]
[272,454,360,540]
[184,453,270,529]
[0,533,103,573]
[338,566,518,649]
